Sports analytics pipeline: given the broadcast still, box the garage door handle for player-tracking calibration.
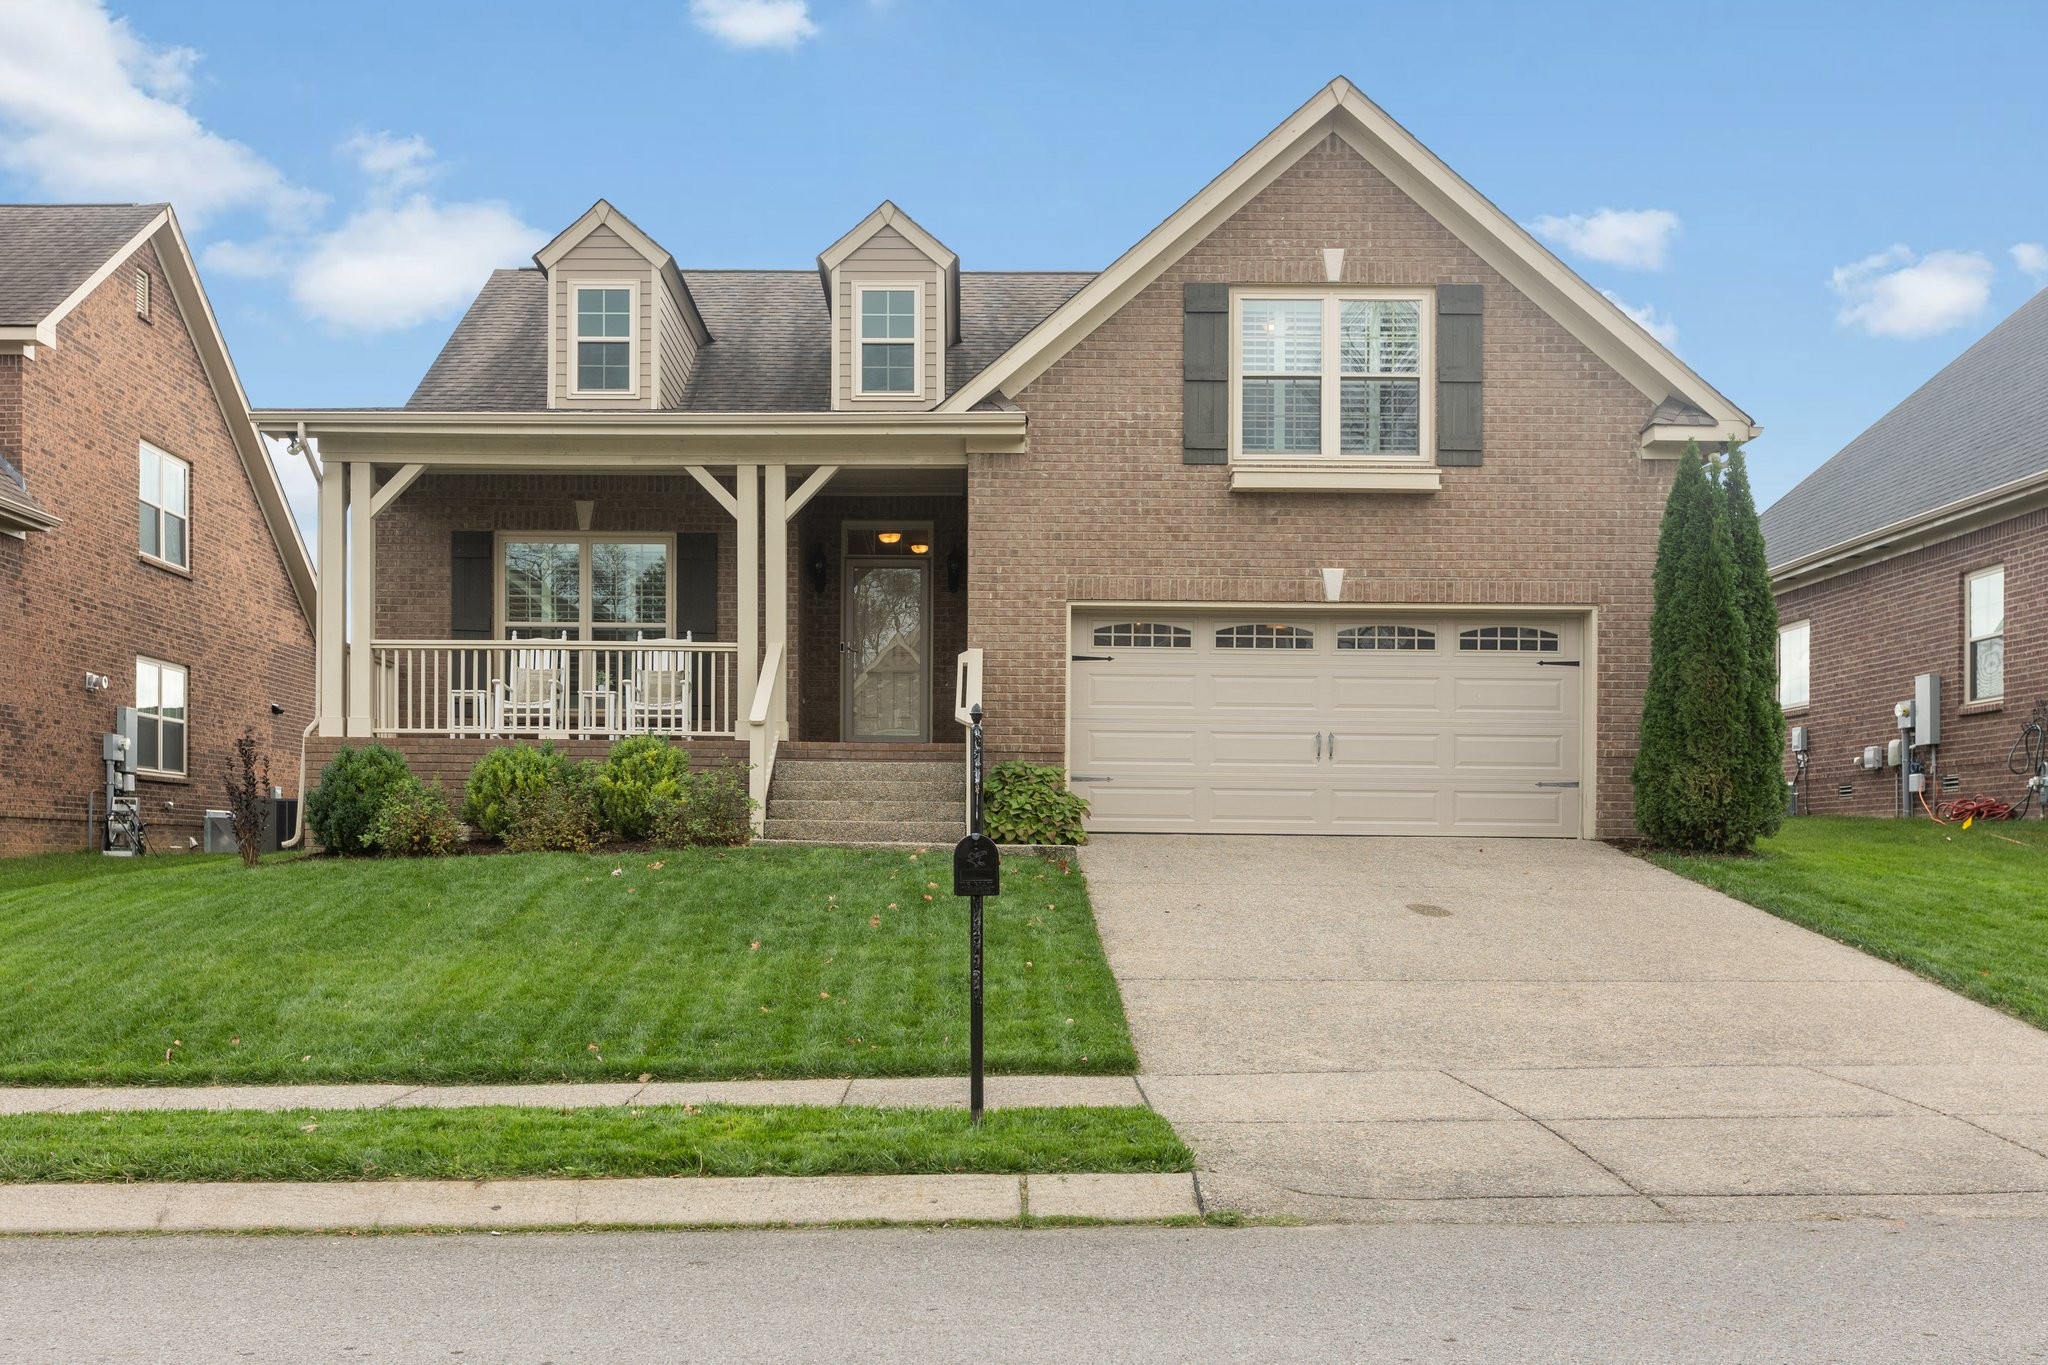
[1314,733,1322,760]
[1538,659,1580,667]
[1535,781,1580,788]
[1327,733,1336,759]
[1071,654,1114,662]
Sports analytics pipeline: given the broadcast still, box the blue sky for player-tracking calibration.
[4,0,2045,525]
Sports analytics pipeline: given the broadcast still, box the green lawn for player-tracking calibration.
[0,847,1135,1085]
[0,1104,1189,1183]
[1648,815,2048,1030]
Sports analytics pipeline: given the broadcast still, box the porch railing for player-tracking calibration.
[369,639,740,739]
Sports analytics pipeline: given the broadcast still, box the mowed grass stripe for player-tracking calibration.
[0,1105,1191,1183]
[0,847,1135,1084]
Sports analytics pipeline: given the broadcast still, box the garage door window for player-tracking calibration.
[1337,624,1436,652]
[1092,622,1192,648]
[1459,626,1559,653]
[1215,623,1316,650]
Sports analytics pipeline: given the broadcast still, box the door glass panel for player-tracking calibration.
[847,563,926,742]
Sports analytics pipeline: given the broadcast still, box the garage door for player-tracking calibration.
[1069,611,1584,836]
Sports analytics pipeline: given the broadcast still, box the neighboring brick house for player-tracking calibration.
[0,205,316,855]
[1763,289,2047,818]
[264,79,1754,841]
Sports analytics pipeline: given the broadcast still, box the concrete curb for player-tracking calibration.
[0,1074,1145,1115]
[0,1172,1202,1234]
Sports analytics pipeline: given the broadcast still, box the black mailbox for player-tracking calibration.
[952,832,1001,898]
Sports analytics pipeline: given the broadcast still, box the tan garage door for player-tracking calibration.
[1069,611,1585,836]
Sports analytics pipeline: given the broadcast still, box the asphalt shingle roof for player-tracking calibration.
[0,450,55,530]
[0,203,165,327]
[1760,288,2048,567]
[407,267,1094,413]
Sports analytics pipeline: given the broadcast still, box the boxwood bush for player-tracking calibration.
[464,742,574,841]
[982,761,1089,846]
[590,735,693,842]
[365,776,460,857]
[648,766,755,847]
[305,744,414,855]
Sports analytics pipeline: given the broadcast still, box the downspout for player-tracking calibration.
[278,421,324,850]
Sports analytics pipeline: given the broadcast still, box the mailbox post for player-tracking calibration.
[952,703,1000,1124]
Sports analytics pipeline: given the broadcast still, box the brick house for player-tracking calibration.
[1764,288,2047,818]
[0,205,316,855]
[264,80,1754,841]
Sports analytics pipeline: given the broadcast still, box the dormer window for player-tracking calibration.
[857,287,919,396]
[573,284,636,395]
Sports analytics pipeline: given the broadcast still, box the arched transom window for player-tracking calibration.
[1215,623,1316,650]
[1092,622,1192,649]
[1337,624,1436,652]
[1459,625,1559,653]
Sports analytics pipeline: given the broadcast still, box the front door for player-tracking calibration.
[843,558,931,742]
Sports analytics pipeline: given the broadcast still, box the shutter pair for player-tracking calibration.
[446,531,721,637]
[1182,282,1483,466]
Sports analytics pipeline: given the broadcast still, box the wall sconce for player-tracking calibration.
[806,544,829,593]
[84,672,110,694]
[944,546,965,593]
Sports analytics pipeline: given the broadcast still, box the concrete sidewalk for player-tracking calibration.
[0,1074,1145,1115]
[0,1172,1201,1233]
[1087,835,2048,1225]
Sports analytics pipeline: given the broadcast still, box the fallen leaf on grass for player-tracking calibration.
[750,941,761,951]
[299,1123,319,1133]
[646,860,665,870]
[610,866,624,877]
[870,915,881,928]
[820,991,831,1000]
[922,894,933,902]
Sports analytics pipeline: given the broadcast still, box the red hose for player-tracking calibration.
[1935,795,2018,822]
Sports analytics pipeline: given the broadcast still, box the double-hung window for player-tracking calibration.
[138,441,189,568]
[1238,291,1425,460]
[573,285,634,394]
[135,658,187,777]
[1966,566,2004,702]
[1777,620,1810,709]
[857,287,918,396]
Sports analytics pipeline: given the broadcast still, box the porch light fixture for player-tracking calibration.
[909,542,930,555]
[944,545,965,593]
[876,531,902,545]
[806,544,829,593]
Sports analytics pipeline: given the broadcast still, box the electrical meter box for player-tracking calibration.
[1914,673,1942,747]
[1862,745,1885,771]
[1887,738,1904,768]
[1790,726,1809,754]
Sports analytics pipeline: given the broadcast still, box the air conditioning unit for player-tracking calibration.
[203,810,237,854]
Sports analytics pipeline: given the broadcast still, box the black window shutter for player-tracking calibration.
[1183,283,1229,465]
[449,531,493,639]
[675,531,718,639]
[1437,283,1483,466]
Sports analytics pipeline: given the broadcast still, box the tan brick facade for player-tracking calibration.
[970,137,1675,839]
[0,244,314,854]
[1775,506,2048,818]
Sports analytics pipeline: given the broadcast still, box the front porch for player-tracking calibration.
[280,419,1001,829]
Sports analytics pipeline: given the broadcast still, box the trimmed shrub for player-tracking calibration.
[305,744,414,855]
[501,782,601,854]
[1633,442,1758,853]
[1723,442,1786,840]
[648,766,755,847]
[464,742,572,841]
[590,735,693,842]
[366,777,460,857]
[982,761,1089,846]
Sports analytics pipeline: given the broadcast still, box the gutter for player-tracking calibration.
[252,408,1028,439]
[1769,465,2048,592]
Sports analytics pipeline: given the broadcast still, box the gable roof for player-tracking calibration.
[0,203,165,335]
[0,203,315,616]
[533,198,711,350]
[407,267,1092,413]
[938,77,1755,447]
[1761,287,2048,571]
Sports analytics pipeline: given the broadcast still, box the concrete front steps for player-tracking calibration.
[762,747,966,845]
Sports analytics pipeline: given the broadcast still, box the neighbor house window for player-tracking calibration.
[1238,291,1425,459]
[573,285,634,393]
[138,441,189,568]
[858,287,918,395]
[1966,566,2004,702]
[1778,620,1810,709]
[503,536,671,641]
[135,658,187,777]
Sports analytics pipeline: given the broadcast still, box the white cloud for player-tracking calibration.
[1831,245,1994,339]
[690,0,817,49]
[2012,242,2048,282]
[290,194,543,332]
[1530,208,1680,271]
[0,0,320,227]
[1601,290,1678,349]
[201,237,292,279]
[343,131,437,194]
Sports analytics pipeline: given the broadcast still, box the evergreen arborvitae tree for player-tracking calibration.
[1633,441,1759,852]
[1722,442,1786,838]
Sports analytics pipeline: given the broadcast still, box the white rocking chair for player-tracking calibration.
[624,633,694,736]
[493,639,566,735]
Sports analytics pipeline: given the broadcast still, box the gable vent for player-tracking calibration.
[133,269,150,320]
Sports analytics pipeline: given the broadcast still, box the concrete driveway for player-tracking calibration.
[1085,836,2048,1224]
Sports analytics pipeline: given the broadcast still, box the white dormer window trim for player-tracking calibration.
[852,281,924,400]
[568,280,640,399]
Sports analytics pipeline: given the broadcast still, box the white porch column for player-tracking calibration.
[316,458,347,737]
[735,463,760,714]
[344,461,376,737]
[763,464,789,741]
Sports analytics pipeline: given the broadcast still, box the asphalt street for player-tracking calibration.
[5,1219,2048,1362]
